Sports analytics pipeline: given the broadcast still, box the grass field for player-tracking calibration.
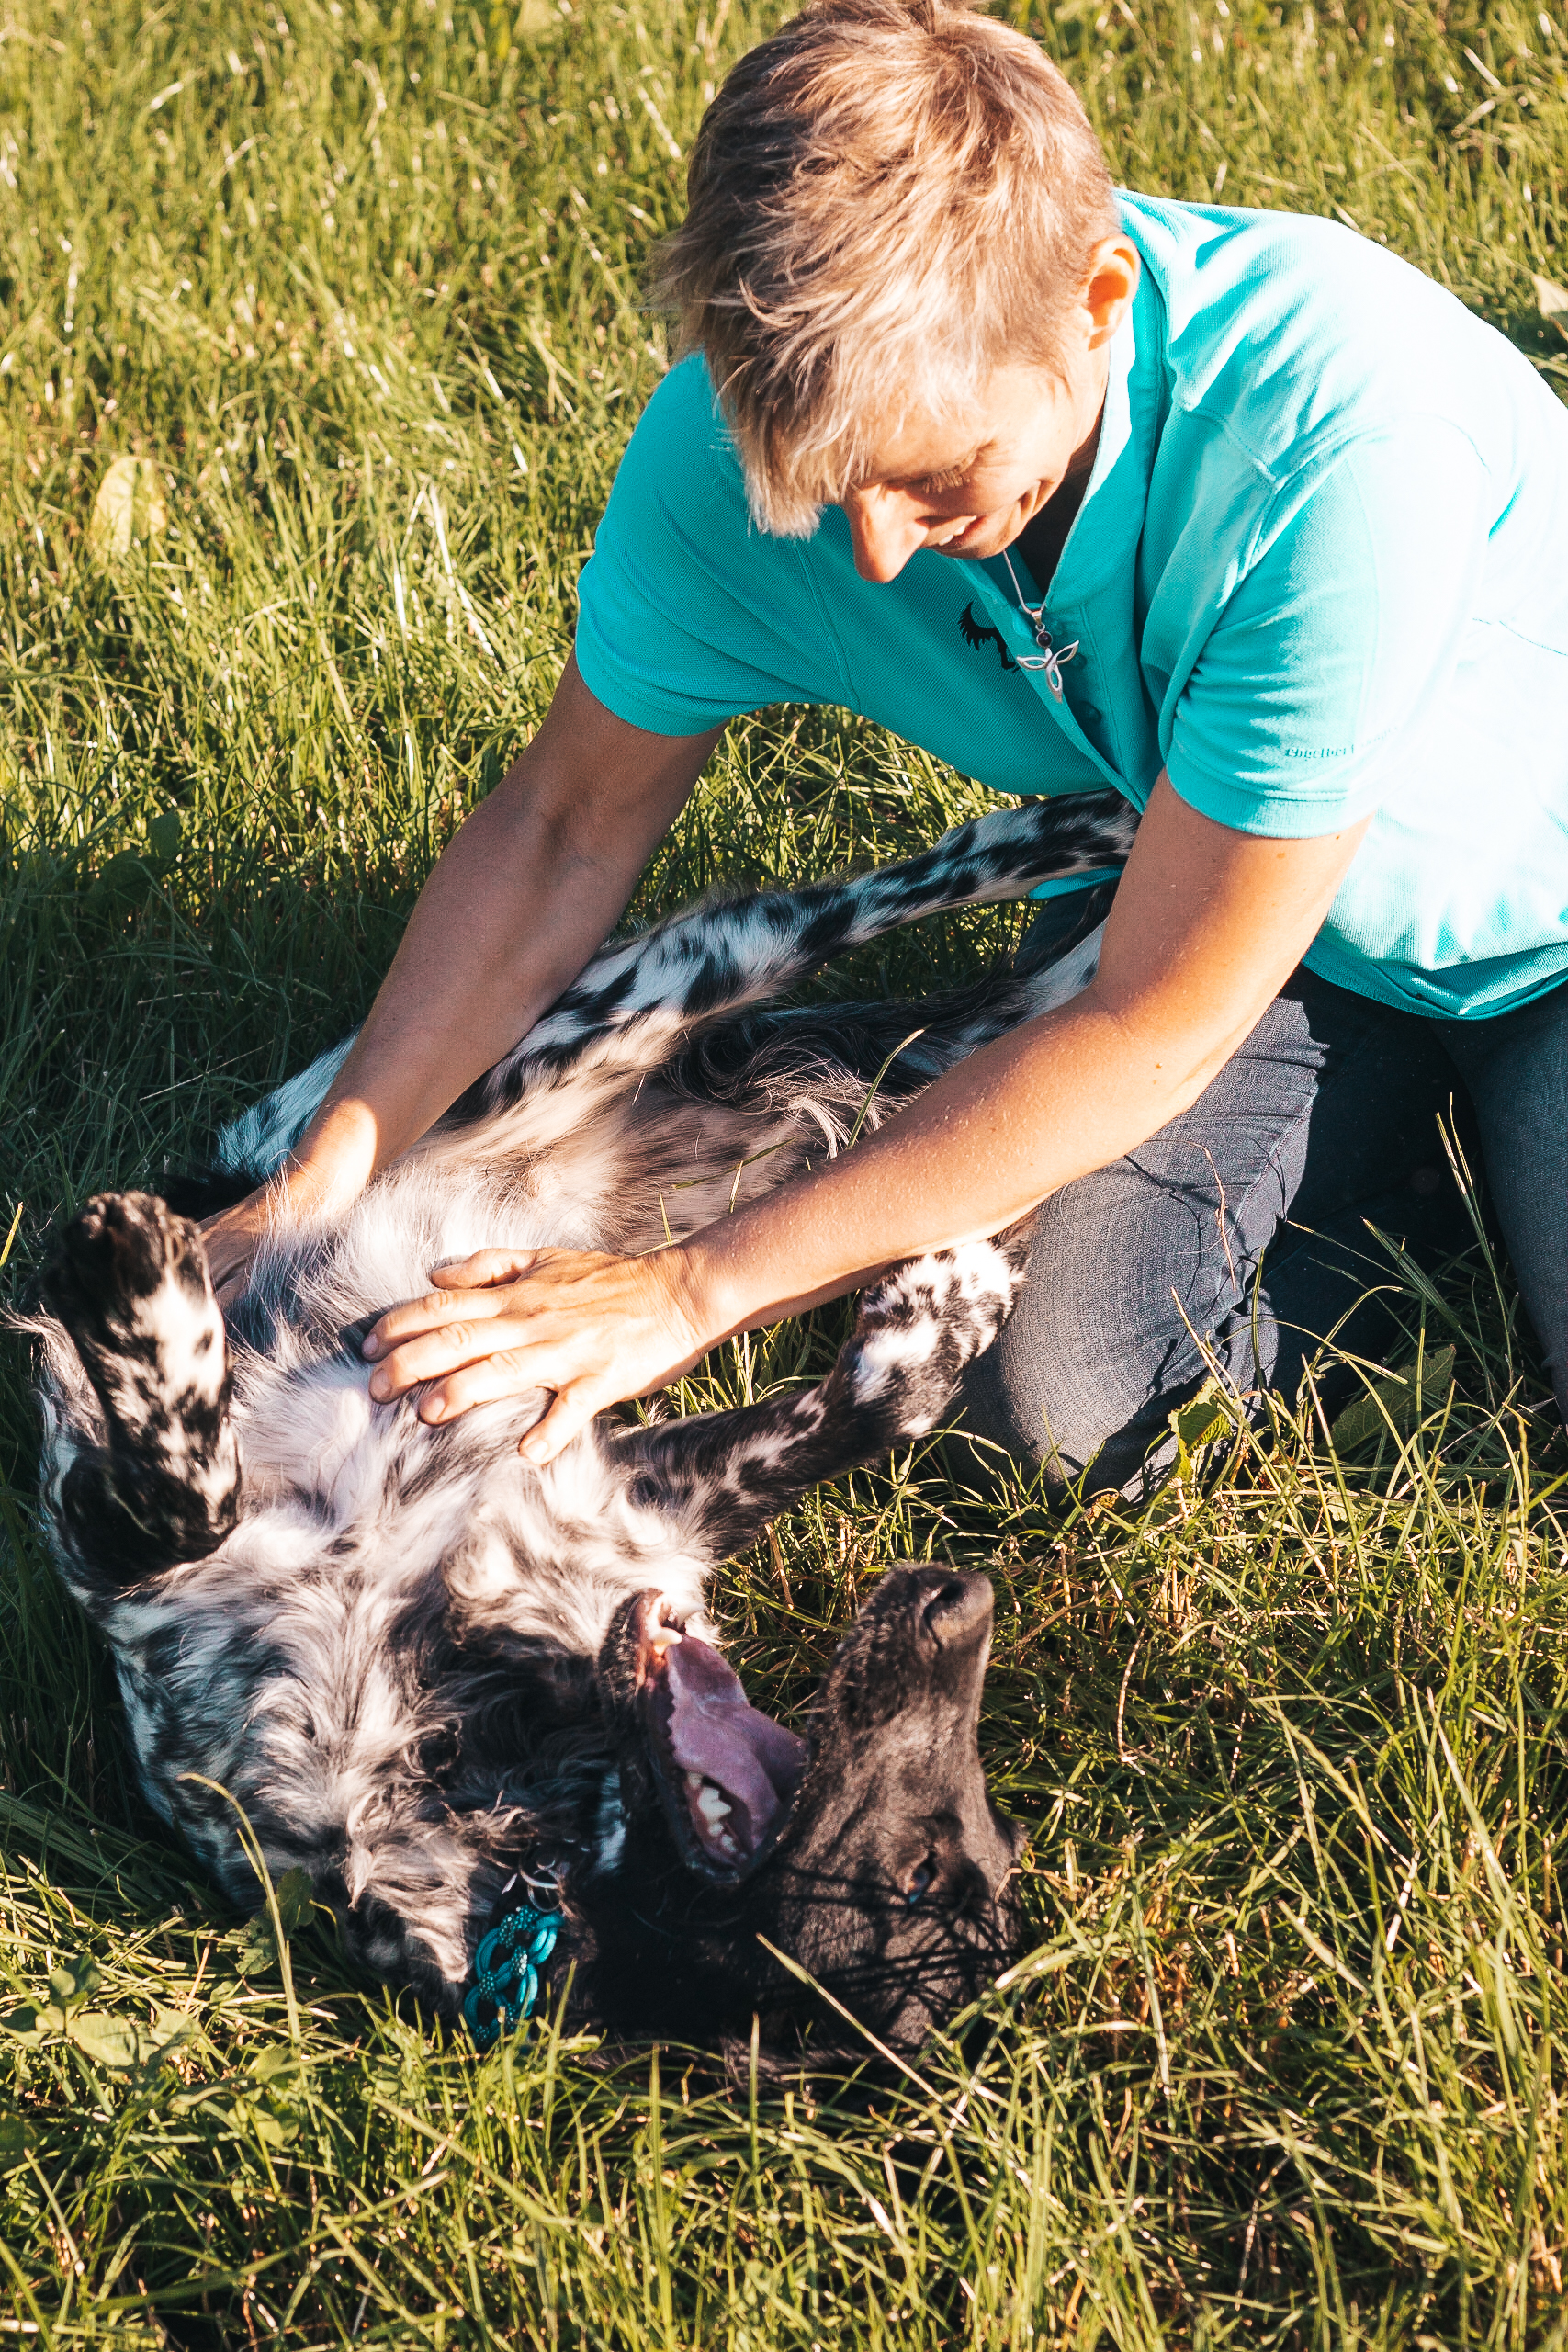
[3,0,1568,2340]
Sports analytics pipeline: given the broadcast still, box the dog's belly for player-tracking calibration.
[405,1082,816,1256]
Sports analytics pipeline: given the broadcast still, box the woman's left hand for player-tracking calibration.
[360,1247,714,1466]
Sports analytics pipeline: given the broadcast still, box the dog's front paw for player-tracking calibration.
[43,1193,227,1430]
[48,1187,208,1313]
[39,1193,241,1577]
[846,1238,1024,1432]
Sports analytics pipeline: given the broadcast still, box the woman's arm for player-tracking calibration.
[363,775,1371,1460]
[202,660,722,1292]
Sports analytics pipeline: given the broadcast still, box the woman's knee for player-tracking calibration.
[958,1185,1222,1493]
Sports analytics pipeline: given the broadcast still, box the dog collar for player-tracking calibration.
[462,1897,563,2050]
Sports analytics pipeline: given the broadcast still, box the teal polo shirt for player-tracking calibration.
[576,191,1568,1020]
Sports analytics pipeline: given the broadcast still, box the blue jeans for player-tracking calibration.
[962,915,1568,1495]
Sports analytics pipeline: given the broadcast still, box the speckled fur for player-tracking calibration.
[27,790,1132,2021]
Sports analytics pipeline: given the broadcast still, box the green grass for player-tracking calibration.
[2,0,1567,2339]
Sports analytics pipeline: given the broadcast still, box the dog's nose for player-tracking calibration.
[919,1572,993,1651]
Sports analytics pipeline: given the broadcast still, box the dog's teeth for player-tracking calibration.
[695,1781,732,1824]
[646,1601,683,1653]
[684,1770,704,1792]
[714,1826,739,1858]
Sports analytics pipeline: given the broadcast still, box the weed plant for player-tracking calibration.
[1,0,1567,2340]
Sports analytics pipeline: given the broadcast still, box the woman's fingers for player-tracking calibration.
[201,1195,271,1306]
[363,1279,523,1363]
[416,1345,558,1420]
[206,1238,248,1308]
[356,1247,713,1441]
[518,1382,604,1467]
[366,1302,529,1396]
[428,1249,540,1289]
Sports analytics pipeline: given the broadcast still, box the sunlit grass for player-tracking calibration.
[2,0,1567,2339]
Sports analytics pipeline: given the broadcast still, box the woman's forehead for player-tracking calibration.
[853,365,1064,487]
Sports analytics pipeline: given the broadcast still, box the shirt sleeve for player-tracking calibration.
[1165,416,1494,837]
[573,359,848,737]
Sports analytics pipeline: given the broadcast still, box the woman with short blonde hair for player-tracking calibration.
[210,0,1568,1494]
[656,0,1119,535]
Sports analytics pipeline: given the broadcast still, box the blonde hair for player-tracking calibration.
[653,0,1118,537]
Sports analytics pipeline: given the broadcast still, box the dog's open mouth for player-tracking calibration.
[635,1599,807,1872]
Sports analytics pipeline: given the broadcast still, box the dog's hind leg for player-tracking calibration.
[462,790,1134,1119]
[39,1193,241,1585]
[203,791,1134,1187]
[201,1035,354,1190]
[612,1227,1032,1562]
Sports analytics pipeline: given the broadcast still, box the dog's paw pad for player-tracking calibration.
[46,1193,223,1399]
[62,1193,204,1304]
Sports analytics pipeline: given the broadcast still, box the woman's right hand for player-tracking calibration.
[200,1187,287,1304]
[199,1099,381,1304]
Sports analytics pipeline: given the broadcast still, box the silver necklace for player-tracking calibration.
[1000,547,1079,701]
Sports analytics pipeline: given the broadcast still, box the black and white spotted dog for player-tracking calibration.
[27,788,1132,2060]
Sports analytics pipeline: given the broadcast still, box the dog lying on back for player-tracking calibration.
[28,788,1133,2060]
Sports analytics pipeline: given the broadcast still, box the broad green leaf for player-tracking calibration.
[273,1867,314,1939]
[252,2106,300,2148]
[141,2012,198,2071]
[91,850,155,910]
[1170,1377,1231,1474]
[238,1923,276,1977]
[69,2007,194,2072]
[251,2043,305,2087]
[1330,1345,1456,1453]
[49,1956,101,2015]
[2,2005,53,2047]
[1174,1395,1229,1454]
[68,2011,143,2070]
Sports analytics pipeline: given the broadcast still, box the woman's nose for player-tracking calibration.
[841,488,931,584]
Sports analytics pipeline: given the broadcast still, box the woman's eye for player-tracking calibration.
[905,1860,935,1905]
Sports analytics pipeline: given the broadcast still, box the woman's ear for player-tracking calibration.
[1081,234,1142,351]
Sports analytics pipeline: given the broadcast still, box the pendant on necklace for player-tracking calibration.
[1001,549,1079,701]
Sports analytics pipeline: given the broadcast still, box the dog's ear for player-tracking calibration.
[614,1230,1030,1561]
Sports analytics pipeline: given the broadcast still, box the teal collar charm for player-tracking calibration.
[463,1894,563,2050]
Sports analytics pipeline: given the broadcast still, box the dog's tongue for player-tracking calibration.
[664,1637,807,1838]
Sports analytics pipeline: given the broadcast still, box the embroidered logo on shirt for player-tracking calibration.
[958,602,1017,672]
